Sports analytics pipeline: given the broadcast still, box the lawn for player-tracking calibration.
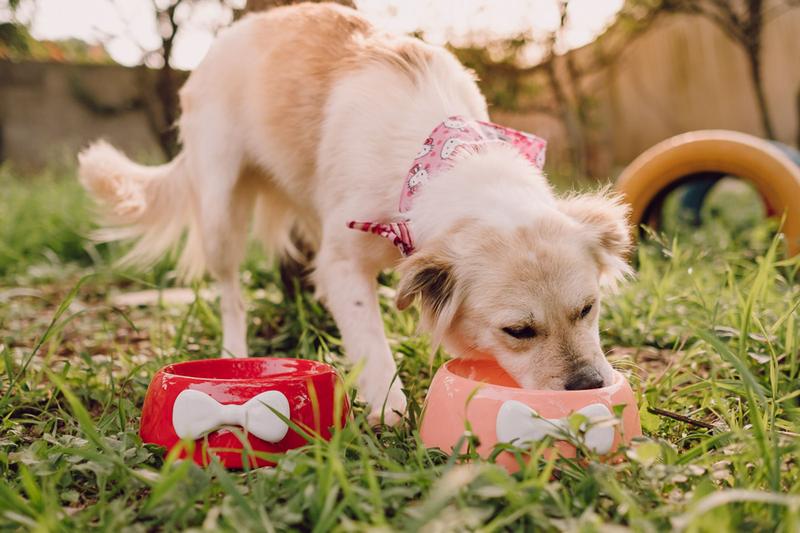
[1,166,799,532]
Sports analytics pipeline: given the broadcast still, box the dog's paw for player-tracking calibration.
[366,382,407,427]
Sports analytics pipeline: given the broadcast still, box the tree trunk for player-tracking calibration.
[796,85,800,148]
[155,65,180,157]
[152,2,182,158]
[564,50,596,176]
[745,45,775,140]
[544,55,587,176]
[742,0,775,140]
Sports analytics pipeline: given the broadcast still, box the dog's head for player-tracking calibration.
[396,191,631,390]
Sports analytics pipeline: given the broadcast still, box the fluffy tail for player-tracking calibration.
[78,141,204,279]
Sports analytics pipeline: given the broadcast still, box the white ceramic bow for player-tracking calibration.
[495,401,616,454]
[172,389,290,443]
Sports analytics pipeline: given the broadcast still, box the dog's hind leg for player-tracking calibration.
[213,185,254,358]
[186,146,255,358]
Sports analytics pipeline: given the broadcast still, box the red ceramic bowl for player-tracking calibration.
[420,359,642,471]
[140,357,348,468]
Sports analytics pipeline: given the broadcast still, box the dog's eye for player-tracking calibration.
[579,303,593,319]
[502,325,537,339]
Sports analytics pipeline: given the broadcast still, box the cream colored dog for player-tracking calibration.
[78,3,631,425]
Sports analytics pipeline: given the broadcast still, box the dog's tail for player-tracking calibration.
[78,141,205,279]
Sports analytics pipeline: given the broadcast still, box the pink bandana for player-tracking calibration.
[347,116,546,256]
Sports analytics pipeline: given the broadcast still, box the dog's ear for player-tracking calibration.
[557,189,633,286]
[396,252,456,313]
[396,244,461,344]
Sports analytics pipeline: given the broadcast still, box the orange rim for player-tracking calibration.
[616,130,800,255]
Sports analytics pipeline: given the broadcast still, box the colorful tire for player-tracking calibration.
[615,130,800,255]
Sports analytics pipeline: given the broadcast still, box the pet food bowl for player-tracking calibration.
[140,357,349,468]
[419,359,642,471]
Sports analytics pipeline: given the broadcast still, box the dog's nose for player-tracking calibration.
[564,367,604,390]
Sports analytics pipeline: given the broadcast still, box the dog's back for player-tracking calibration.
[80,3,449,274]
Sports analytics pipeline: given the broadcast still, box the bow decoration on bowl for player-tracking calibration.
[495,401,616,454]
[172,389,291,443]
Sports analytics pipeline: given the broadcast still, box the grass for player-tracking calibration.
[1,166,799,531]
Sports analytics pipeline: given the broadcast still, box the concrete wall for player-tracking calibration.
[0,61,165,171]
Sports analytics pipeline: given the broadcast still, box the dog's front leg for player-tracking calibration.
[314,251,407,426]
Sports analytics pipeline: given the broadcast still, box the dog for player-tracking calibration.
[78,2,631,425]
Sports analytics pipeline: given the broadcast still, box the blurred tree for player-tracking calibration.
[452,1,659,177]
[0,22,30,58]
[150,0,184,158]
[641,0,800,140]
[1,1,112,62]
[0,0,28,58]
[145,0,354,155]
[100,0,240,157]
[453,0,800,174]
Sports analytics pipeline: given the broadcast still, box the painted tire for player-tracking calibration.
[615,130,800,255]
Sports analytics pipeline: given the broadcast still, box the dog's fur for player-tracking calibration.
[78,3,631,425]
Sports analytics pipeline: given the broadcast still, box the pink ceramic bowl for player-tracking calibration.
[419,359,642,470]
[140,357,348,469]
